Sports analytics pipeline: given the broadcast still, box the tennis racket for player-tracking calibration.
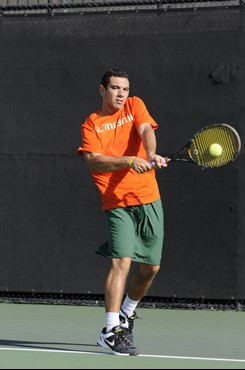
[161,123,241,168]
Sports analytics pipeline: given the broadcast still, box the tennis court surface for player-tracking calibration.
[0,303,245,369]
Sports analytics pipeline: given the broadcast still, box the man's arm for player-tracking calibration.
[84,152,153,174]
[83,152,132,172]
[138,123,168,168]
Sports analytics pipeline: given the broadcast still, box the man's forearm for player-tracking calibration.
[84,152,132,172]
[138,123,157,161]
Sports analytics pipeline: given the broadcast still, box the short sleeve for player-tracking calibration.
[131,96,158,130]
[77,118,103,155]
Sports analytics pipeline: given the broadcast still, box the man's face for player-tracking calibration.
[100,76,130,115]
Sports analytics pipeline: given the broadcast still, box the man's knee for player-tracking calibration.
[111,257,132,274]
[139,263,160,279]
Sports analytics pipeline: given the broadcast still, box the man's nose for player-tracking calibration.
[117,88,124,96]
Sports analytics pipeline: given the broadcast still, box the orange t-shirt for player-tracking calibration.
[77,96,161,210]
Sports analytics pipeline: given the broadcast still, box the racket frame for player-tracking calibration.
[165,123,241,168]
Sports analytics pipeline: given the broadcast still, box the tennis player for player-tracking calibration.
[77,68,169,356]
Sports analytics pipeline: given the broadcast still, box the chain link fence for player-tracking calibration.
[1,291,245,311]
[0,0,243,16]
[0,2,242,37]
[0,0,243,37]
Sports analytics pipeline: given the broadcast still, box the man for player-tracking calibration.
[77,68,168,356]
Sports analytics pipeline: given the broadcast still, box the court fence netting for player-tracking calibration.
[0,0,244,16]
[0,292,245,311]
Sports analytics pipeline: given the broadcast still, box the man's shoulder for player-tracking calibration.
[83,110,100,125]
[126,96,144,109]
[127,96,142,103]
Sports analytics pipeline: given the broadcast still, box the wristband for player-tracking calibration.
[129,156,135,167]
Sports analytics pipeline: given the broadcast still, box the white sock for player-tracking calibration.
[106,312,120,333]
[121,295,140,318]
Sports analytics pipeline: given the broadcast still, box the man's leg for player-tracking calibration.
[105,257,132,314]
[97,257,139,355]
[120,263,160,342]
[127,263,160,301]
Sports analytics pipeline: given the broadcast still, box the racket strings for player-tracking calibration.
[189,125,240,168]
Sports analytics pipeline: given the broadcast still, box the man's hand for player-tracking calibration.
[130,155,169,173]
[148,154,169,169]
[130,157,152,173]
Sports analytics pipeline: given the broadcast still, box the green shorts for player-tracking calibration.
[96,200,164,265]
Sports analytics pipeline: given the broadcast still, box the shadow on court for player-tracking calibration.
[0,339,107,354]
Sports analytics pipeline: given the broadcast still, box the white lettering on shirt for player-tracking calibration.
[95,114,133,134]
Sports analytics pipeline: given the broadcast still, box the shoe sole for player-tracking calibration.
[97,338,139,356]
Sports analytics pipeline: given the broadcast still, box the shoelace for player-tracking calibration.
[120,331,133,347]
[130,312,138,320]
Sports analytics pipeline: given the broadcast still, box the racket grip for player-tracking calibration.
[149,158,169,166]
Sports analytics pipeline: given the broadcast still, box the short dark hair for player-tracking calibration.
[101,68,129,89]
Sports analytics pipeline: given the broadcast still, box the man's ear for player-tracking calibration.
[99,84,105,97]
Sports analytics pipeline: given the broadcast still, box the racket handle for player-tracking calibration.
[149,158,169,166]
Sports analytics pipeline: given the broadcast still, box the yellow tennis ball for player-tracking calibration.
[209,143,223,157]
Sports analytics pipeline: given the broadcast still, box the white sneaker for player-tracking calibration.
[97,325,139,356]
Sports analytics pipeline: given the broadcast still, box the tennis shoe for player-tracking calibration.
[119,309,138,344]
[97,325,139,356]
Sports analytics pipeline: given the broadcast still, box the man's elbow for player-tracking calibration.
[84,152,102,170]
[138,123,153,136]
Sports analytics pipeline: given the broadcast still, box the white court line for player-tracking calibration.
[0,346,245,363]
